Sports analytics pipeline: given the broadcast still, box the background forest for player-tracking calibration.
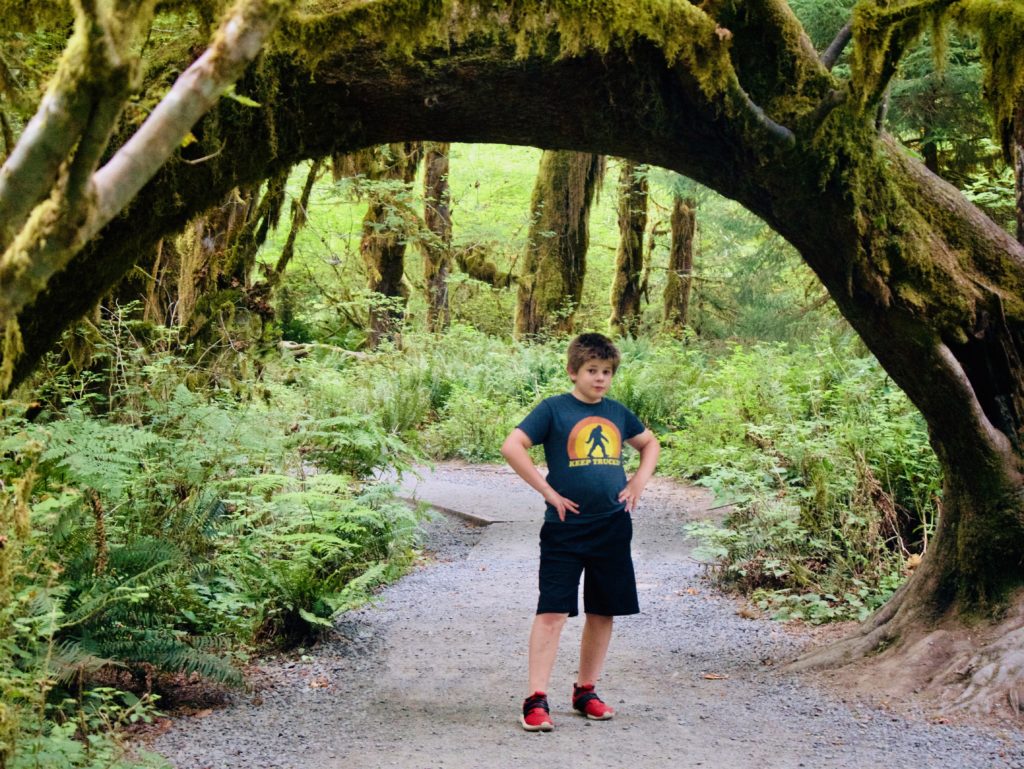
[1,0,1020,766]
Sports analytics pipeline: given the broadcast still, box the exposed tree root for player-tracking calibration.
[788,579,1024,724]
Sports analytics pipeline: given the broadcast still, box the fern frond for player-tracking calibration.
[48,639,120,685]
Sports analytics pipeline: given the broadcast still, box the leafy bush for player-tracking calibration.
[673,337,940,621]
[1,312,429,766]
[211,476,420,644]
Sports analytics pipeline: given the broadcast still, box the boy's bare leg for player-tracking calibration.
[577,613,614,686]
[528,612,568,693]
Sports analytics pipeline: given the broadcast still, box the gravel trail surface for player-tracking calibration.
[148,464,1024,769]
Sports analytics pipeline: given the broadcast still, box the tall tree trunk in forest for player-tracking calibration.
[609,159,648,337]
[359,142,422,347]
[421,142,452,332]
[515,150,604,338]
[663,195,696,335]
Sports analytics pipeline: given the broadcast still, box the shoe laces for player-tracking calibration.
[524,692,550,714]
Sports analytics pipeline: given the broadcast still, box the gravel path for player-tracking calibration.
[147,464,1024,769]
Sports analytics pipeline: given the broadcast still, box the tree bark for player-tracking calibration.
[609,159,648,338]
[421,142,452,332]
[663,194,696,335]
[515,150,604,338]
[358,142,422,347]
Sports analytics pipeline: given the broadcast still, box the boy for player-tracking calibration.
[501,333,660,732]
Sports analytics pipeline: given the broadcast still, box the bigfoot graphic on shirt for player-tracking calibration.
[567,417,622,468]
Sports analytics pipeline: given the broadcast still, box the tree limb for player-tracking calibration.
[93,0,287,226]
[274,159,321,277]
[454,244,517,288]
[735,84,795,147]
[821,21,852,71]
[0,45,94,248]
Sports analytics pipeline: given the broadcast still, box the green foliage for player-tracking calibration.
[210,477,420,644]
[1,307,425,766]
[322,327,938,624]
[671,338,940,622]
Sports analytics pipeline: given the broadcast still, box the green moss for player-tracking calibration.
[0,320,23,394]
[848,1,1024,139]
[952,1,1024,140]
[278,0,735,102]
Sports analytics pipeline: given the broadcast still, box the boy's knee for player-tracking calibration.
[535,612,569,630]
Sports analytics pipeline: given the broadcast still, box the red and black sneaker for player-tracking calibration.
[521,691,554,731]
[572,683,614,720]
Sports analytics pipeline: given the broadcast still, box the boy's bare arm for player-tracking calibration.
[619,429,660,512]
[501,428,580,521]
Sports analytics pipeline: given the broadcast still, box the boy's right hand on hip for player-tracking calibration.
[543,489,580,521]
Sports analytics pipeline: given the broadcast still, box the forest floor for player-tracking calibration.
[143,463,1024,769]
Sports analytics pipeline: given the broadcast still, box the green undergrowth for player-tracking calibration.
[0,310,424,768]
[0,317,943,764]
[302,325,939,624]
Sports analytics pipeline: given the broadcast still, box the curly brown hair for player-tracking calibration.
[567,333,621,373]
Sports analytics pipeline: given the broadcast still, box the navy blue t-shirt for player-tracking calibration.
[517,393,645,524]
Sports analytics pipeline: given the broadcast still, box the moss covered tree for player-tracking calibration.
[352,142,423,346]
[515,150,604,337]
[663,193,696,335]
[422,142,452,331]
[610,159,648,337]
[0,0,284,388]
[3,0,1024,717]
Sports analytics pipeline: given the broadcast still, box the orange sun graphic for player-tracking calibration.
[566,417,621,460]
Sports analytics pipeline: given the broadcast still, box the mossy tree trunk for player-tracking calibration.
[358,142,422,347]
[172,169,287,344]
[421,142,452,332]
[609,159,647,338]
[515,150,604,338]
[662,194,696,335]
[5,0,1024,715]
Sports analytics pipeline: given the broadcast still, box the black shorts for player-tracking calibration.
[536,510,639,617]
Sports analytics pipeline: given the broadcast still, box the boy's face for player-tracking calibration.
[568,357,615,403]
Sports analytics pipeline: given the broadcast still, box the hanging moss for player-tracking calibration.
[951,1,1024,156]
[847,0,1024,146]
[276,0,736,104]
